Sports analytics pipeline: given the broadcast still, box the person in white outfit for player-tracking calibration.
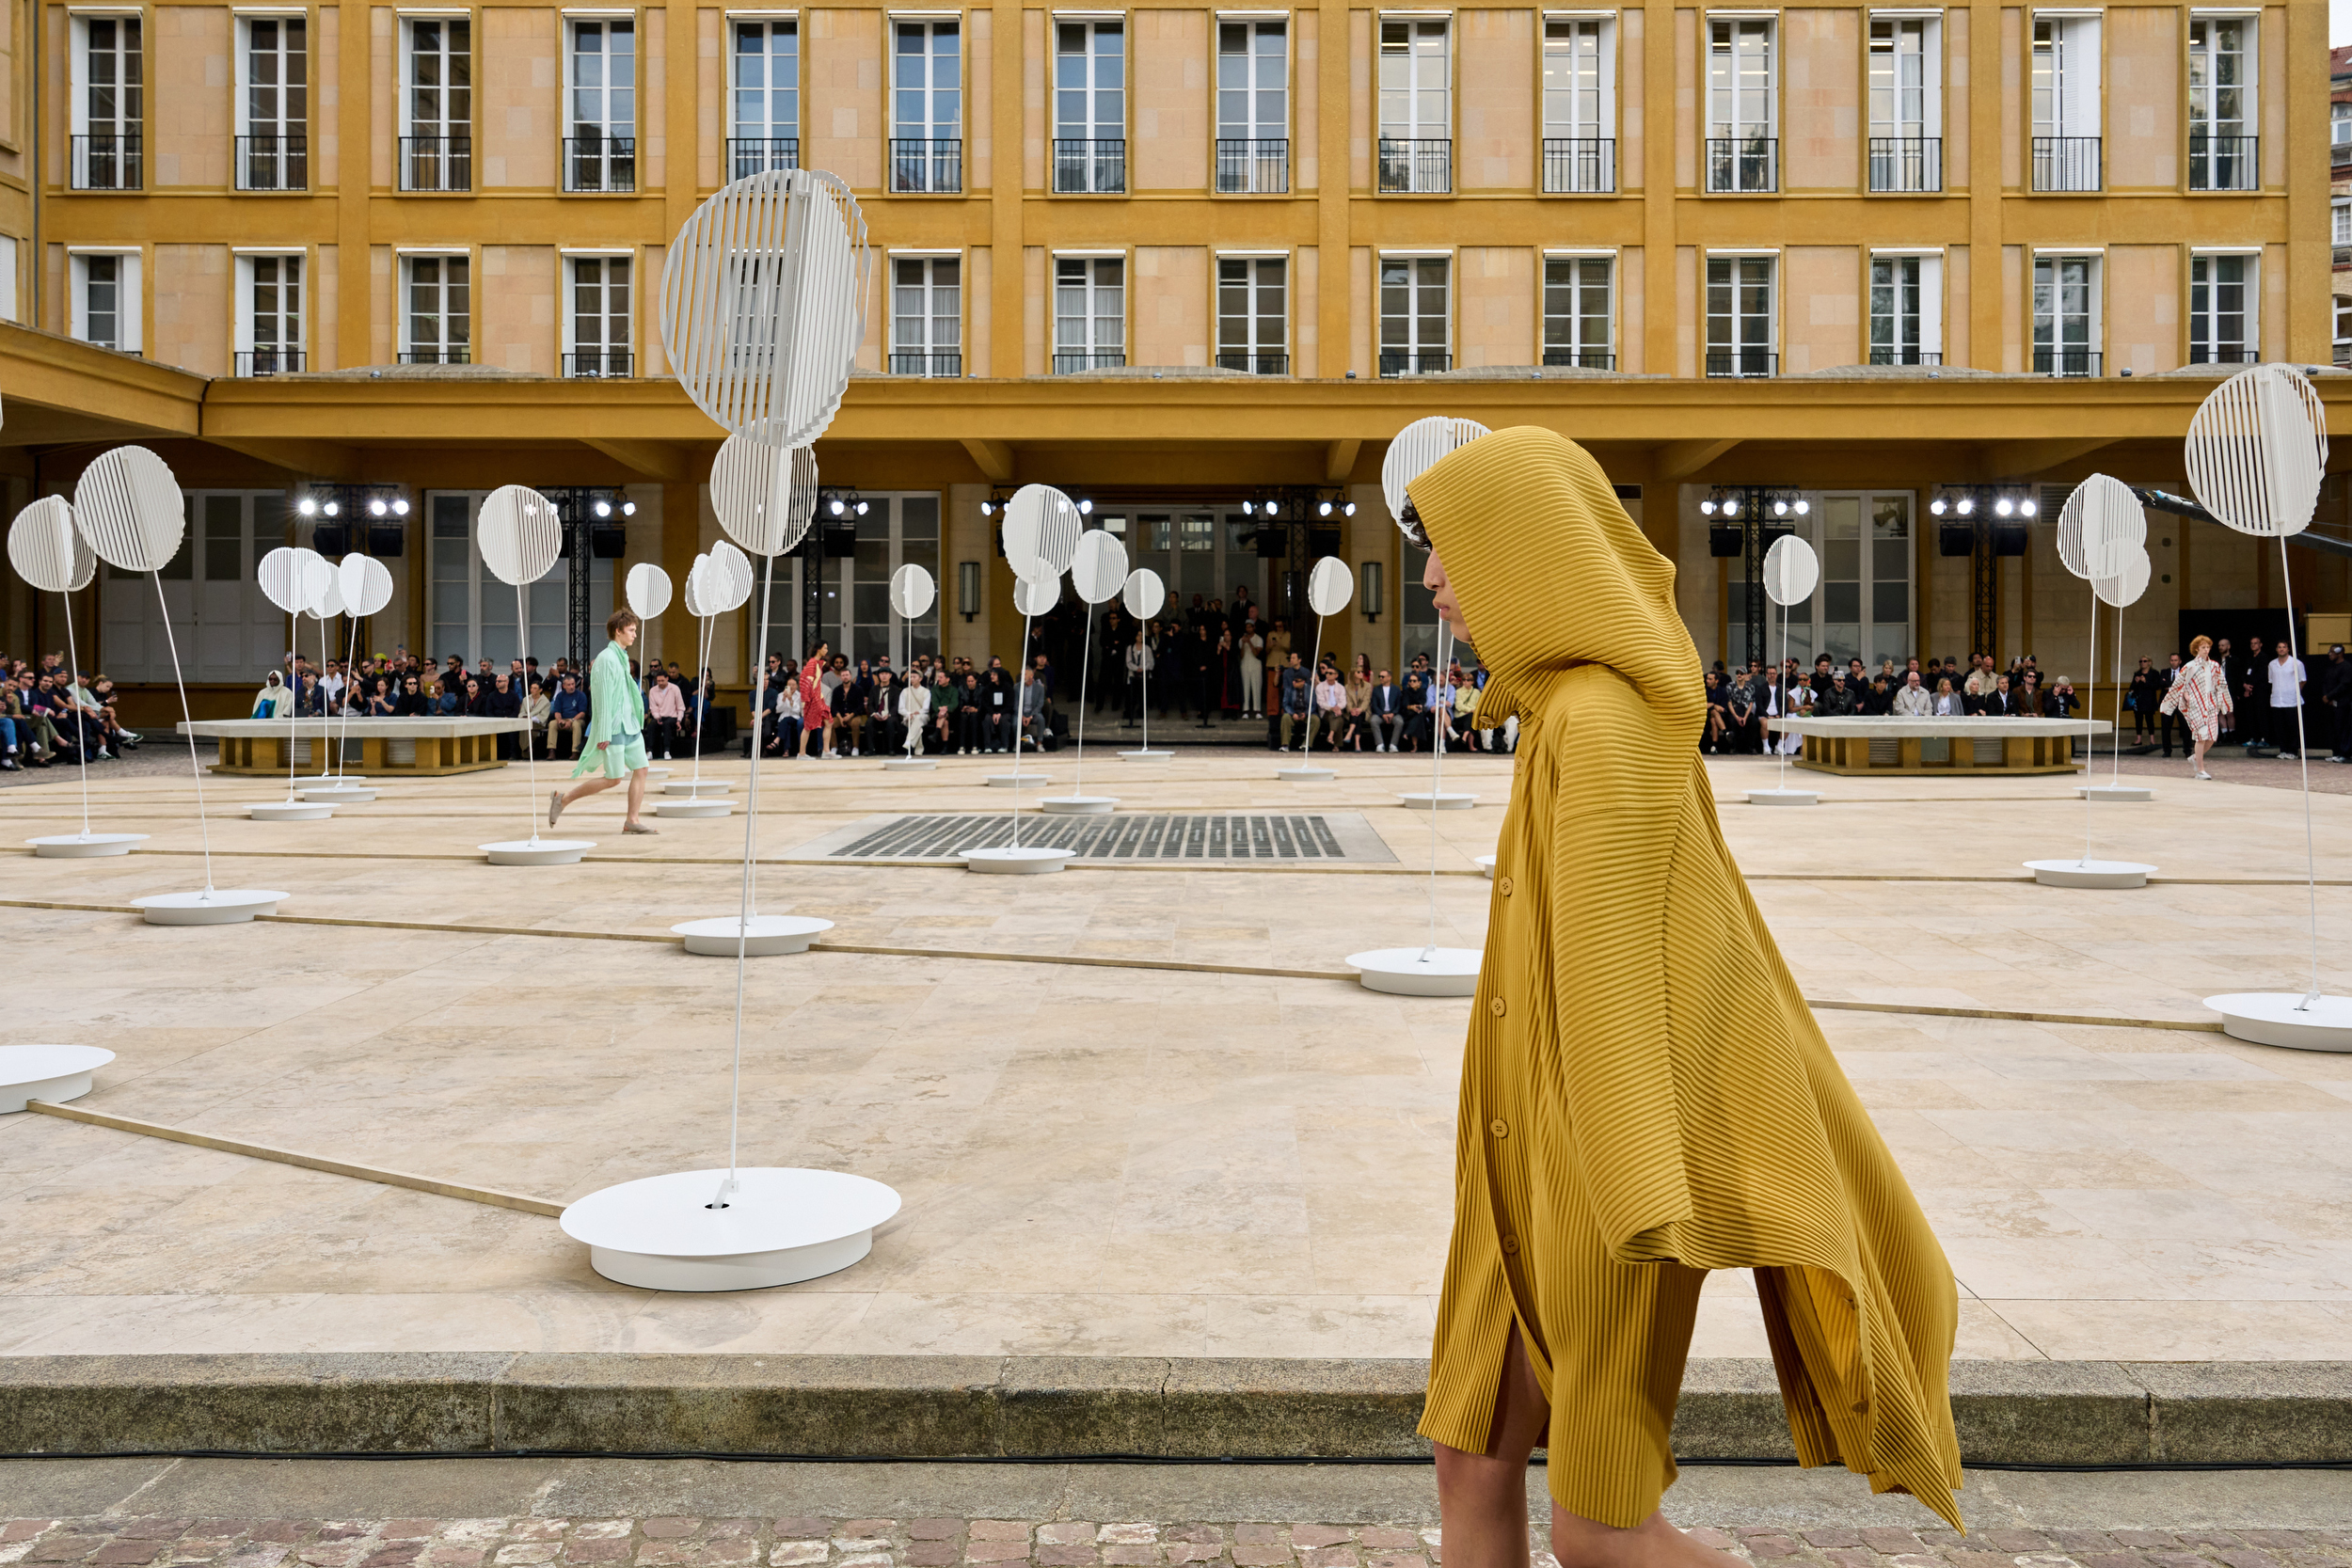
[2270,644,2309,758]
[898,675,931,757]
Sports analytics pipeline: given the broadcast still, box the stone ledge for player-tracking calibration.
[1,1355,2347,1465]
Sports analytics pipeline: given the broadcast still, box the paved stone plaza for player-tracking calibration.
[2,750,2349,1362]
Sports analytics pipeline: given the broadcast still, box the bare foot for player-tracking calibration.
[1551,1512,1746,1568]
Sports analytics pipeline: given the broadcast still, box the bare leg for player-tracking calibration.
[624,765,648,826]
[558,774,620,811]
[1433,1327,1549,1568]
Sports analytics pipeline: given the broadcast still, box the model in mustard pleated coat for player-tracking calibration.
[1408,427,1963,1561]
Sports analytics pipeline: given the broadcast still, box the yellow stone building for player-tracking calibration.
[0,0,2343,716]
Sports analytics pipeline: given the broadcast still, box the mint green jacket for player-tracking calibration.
[586,640,644,748]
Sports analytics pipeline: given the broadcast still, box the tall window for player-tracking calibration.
[71,16,142,190]
[1705,254,1774,377]
[891,257,961,376]
[728,20,799,178]
[237,17,307,191]
[761,495,942,668]
[1216,257,1287,374]
[2337,296,2352,368]
[1541,18,1613,193]
[1541,256,1612,369]
[2187,17,2254,192]
[1053,20,1125,194]
[565,19,635,191]
[1867,18,1938,192]
[1377,20,1450,193]
[1053,257,1124,372]
[1216,21,1287,194]
[1378,256,1449,376]
[1706,19,1775,193]
[891,21,961,193]
[2336,102,2351,150]
[430,491,612,668]
[403,255,471,366]
[566,256,631,377]
[2031,253,2099,376]
[71,253,139,353]
[2189,254,2256,366]
[1868,254,1941,365]
[239,254,303,374]
[401,18,471,191]
[101,492,286,684]
[2337,197,2351,246]
[2030,16,2101,191]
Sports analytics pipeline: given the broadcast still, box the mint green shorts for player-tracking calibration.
[571,733,648,780]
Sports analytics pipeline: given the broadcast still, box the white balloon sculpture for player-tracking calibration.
[473,483,580,865]
[1747,533,1820,807]
[658,543,754,819]
[1039,529,1127,812]
[305,552,395,802]
[882,562,936,771]
[962,484,1082,872]
[251,546,337,820]
[1120,566,1168,759]
[1276,554,1356,783]
[8,498,146,856]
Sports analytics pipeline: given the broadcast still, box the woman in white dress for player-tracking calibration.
[1238,622,1265,718]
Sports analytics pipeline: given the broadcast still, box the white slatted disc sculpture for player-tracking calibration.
[1750,534,1822,807]
[624,562,677,777]
[577,166,891,1296]
[1277,554,1356,783]
[473,485,586,866]
[882,563,939,771]
[10,498,146,857]
[1355,422,1489,997]
[660,544,755,819]
[2183,365,2352,1049]
[248,547,341,820]
[2027,475,2154,888]
[302,553,395,802]
[0,1042,115,1114]
[1041,531,1127,810]
[2076,546,2156,803]
[1120,566,1170,759]
[79,448,288,924]
[967,490,1079,869]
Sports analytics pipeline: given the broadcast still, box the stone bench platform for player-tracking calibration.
[181,718,528,777]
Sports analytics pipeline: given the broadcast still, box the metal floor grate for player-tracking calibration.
[825,812,1397,863]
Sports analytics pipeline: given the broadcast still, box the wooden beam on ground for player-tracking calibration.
[961,437,1015,483]
[1325,437,1362,483]
[580,437,692,482]
[204,436,362,479]
[1653,438,1741,481]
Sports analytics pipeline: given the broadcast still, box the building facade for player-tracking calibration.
[0,0,2343,715]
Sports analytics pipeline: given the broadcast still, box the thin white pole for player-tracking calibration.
[719,549,778,1208]
[2280,536,2323,1007]
[516,581,540,847]
[689,611,712,784]
[1139,628,1152,753]
[1009,608,1034,850]
[151,571,215,894]
[2112,603,2126,787]
[1774,590,1789,791]
[1072,600,1093,797]
[338,610,363,781]
[58,589,92,839]
[2080,590,2097,867]
[1300,614,1326,758]
[1422,624,1451,959]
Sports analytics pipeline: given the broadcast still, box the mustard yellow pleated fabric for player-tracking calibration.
[1410,426,1964,1531]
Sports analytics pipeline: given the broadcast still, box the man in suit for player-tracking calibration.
[1366,670,1405,752]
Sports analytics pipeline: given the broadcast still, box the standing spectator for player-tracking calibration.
[645,670,687,759]
[548,673,589,758]
[2126,657,2158,747]
[2268,640,2309,758]
[2154,653,2184,756]
[2322,644,2352,762]
[1237,622,1265,718]
[2160,635,2232,779]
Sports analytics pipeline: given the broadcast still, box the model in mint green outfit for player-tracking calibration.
[549,608,658,833]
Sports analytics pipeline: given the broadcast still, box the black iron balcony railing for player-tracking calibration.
[1541,137,1613,194]
[1052,351,1126,373]
[1867,135,1941,193]
[1705,347,1778,378]
[726,136,800,179]
[890,137,962,194]
[1378,351,1450,377]
[400,344,472,366]
[564,350,633,378]
[1215,137,1289,194]
[1216,351,1289,374]
[2031,135,2101,192]
[889,350,963,376]
[236,348,306,376]
[1377,137,1451,194]
[1540,347,1615,370]
[1706,135,1778,194]
[236,134,308,191]
[1867,346,1942,366]
[400,135,472,192]
[2336,132,2352,170]
[2188,134,2257,192]
[564,135,636,192]
[2032,345,2101,377]
[70,133,142,191]
[2188,343,2259,367]
[1053,137,1126,195]
[2337,339,2351,369]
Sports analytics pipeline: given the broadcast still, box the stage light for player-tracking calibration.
[856,500,870,515]
[593,499,612,518]
[1317,500,1333,517]
[1722,495,1741,516]
[979,499,995,516]
[1957,497,1974,515]
[1930,497,1947,515]
[1772,499,1788,517]
[622,500,636,516]
[1075,499,1090,515]
[1793,499,1810,516]
[828,498,847,516]
[1700,499,1717,516]
[2019,498,2038,517]
[368,499,388,517]
[1239,500,1254,516]
[323,500,341,516]
[1263,498,1280,517]
[393,499,410,516]
[297,498,318,516]
[1994,497,2014,517]
[1343,501,1356,516]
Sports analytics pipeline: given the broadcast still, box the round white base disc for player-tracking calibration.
[654,797,735,819]
[883,757,937,771]
[1748,788,1820,807]
[1278,767,1336,782]
[662,779,731,797]
[131,888,287,926]
[1349,946,1483,997]
[299,773,367,784]
[481,839,595,866]
[561,1166,901,1291]
[2205,992,2352,1053]
[28,833,145,858]
[1120,750,1173,761]
[963,845,1073,875]
[248,800,335,821]
[0,1043,116,1114]
[2025,858,2157,890]
[2078,784,2155,802]
[673,913,834,956]
[298,784,378,803]
[987,773,1051,788]
[1039,795,1117,815]
[1476,854,1496,879]
[1398,792,1478,811]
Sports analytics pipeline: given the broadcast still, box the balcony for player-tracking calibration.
[1705,347,1777,378]
[564,135,635,193]
[1541,137,1614,194]
[2031,135,2101,192]
[1052,351,1125,374]
[1215,137,1289,195]
[890,137,962,194]
[1053,137,1126,195]
[2188,343,2259,367]
[890,351,963,376]
[564,350,633,378]
[1705,136,1777,194]
[1540,348,1615,370]
[2188,135,2258,193]
[1377,137,1451,195]
[2032,346,2101,377]
[1867,346,1942,367]
[726,136,800,180]
[1216,351,1289,374]
[236,134,308,192]
[400,345,472,366]
[70,133,141,192]
[1378,351,1450,377]
[400,135,472,193]
[1867,136,1941,193]
[235,348,306,376]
